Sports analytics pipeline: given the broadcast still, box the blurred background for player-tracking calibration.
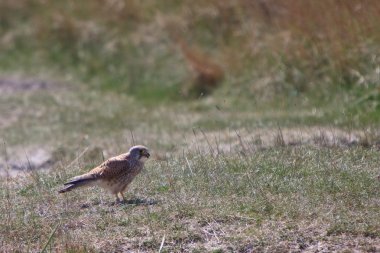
[0,0,380,168]
[1,0,379,99]
[1,2,380,251]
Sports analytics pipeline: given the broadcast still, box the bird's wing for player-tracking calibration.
[59,154,131,193]
[87,154,131,180]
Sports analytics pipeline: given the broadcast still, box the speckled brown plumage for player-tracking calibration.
[59,145,150,202]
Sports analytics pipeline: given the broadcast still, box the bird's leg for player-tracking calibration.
[119,192,126,202]
[114,192,125,204]
[115,194,121,204]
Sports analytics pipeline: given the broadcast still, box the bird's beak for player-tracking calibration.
[144,151,150,158]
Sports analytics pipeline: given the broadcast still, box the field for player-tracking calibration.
[0,1,380,252]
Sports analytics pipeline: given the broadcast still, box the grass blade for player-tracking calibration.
[40,222,60,253]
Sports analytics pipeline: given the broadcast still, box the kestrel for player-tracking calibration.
[59,145,150,202]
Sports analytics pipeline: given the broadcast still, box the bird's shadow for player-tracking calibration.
[119,198,158,206]
[80,198,158,209]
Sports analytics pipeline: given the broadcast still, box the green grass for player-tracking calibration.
[0,145,379,252]
[1,83,379,251]
[0,74,379,251]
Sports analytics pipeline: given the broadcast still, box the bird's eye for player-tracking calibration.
[139,149,143,154]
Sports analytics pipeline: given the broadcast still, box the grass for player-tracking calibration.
[1,0,380,252]
[0,144,379,252]
[0,82,380,251]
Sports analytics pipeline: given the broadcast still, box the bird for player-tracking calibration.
[59,145,150,203]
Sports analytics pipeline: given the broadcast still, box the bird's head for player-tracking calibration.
[129,145,150,162]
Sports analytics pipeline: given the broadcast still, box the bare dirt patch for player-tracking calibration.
[0,146,55,177]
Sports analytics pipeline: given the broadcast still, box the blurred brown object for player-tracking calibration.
[168,30,224,96]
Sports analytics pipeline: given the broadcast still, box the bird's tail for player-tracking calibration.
[58,174,98,193]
